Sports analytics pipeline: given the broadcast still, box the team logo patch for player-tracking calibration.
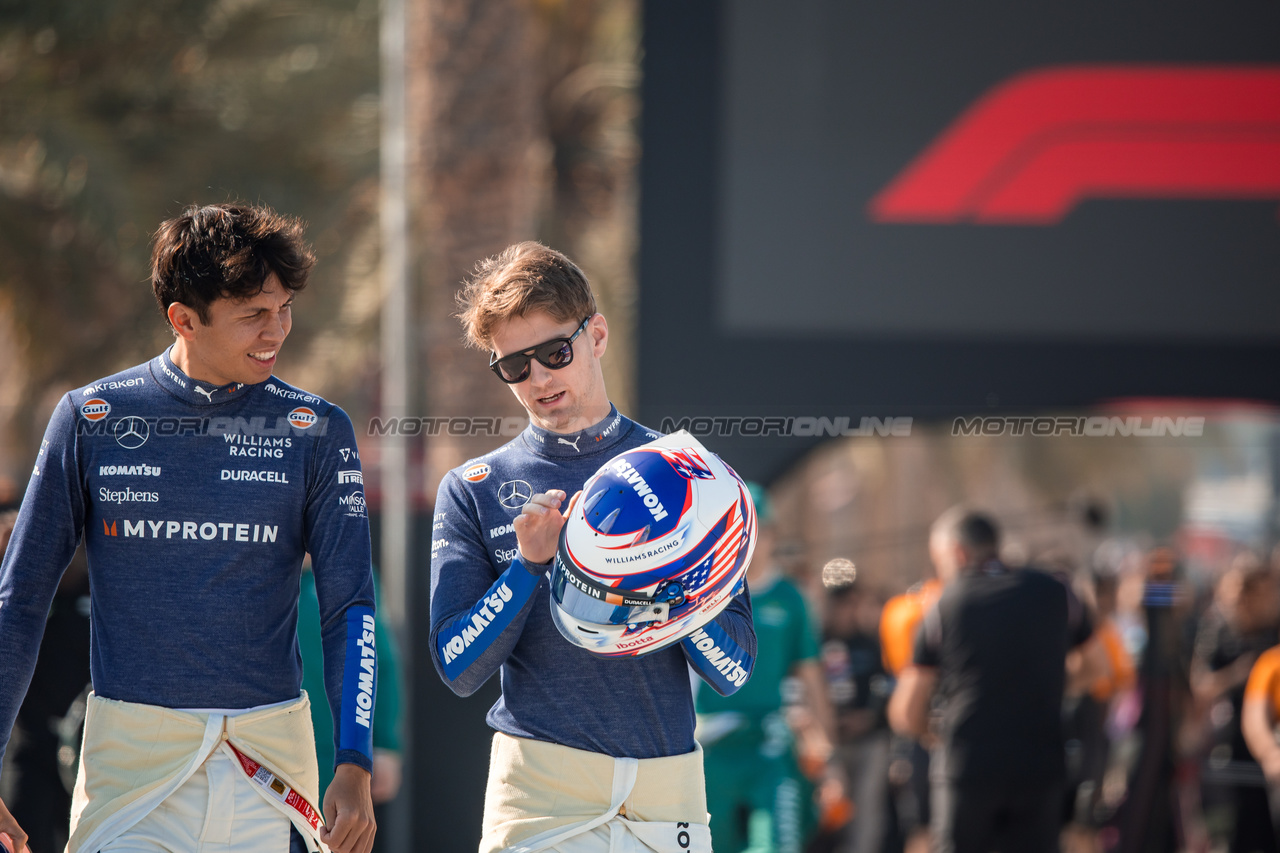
[288,407,318,430]
[498,480,533,509]
[81,399,111,421]
[463,463,491,483]
[113,416,150,450]
[339,490,367,518]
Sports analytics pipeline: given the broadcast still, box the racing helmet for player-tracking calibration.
[550,430,757,656]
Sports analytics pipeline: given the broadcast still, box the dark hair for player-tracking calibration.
[456,242,597,350]
[151,203,315,325]
[955,513,1000,562]
[932,505,1001,561]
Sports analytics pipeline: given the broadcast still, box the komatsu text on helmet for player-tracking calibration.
[550,430,757,656]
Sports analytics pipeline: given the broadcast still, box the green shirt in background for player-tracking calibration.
[298,568,403,797]
[696,575,819,721]
[697,574,823,853]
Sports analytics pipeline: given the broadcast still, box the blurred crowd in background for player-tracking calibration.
[690,494,1280,853]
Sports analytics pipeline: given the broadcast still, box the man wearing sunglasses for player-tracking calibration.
[429,242,756,853]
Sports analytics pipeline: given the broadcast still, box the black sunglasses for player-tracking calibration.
[489,316,593,384]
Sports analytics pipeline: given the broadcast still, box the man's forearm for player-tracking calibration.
[1243,698,1280,774]
[798,660,838,749]
[430,557,542,696]
[888,666,935,737]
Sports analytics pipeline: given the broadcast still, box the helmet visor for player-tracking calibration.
[550,558,670,626]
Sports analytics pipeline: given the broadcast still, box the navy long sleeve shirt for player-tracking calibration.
[429,406,757,759]
[0,349,377,772]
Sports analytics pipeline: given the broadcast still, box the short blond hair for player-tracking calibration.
[456,242,597,350]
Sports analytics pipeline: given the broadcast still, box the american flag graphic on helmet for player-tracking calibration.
[659,447,716,480]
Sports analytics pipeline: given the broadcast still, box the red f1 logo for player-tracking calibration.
[869,66,1280,224]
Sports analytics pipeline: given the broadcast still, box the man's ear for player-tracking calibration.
[167,302,200,341]
[588,313,608,358]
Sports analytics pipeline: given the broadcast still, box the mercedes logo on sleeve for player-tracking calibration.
[498,480,533,509]
[113,416,150,450]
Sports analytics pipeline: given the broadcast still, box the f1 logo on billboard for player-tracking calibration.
[870,66,1280,225]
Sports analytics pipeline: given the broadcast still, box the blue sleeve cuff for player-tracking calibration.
[514,553,551,577]
[335,748,373,774]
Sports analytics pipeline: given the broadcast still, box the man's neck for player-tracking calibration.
[525,404,628,457]
[534,400,614,435]
[959,557,1004,576]
[169,340,229,388]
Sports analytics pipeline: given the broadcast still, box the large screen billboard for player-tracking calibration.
[638,0,1280,480]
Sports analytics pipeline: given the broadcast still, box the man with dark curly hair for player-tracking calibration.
[0,203,377,853]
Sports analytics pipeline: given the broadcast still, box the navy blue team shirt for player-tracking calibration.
[0,348,377,772]
[430,406,758,759]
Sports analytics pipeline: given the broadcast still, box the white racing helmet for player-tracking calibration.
[550,430,757,656]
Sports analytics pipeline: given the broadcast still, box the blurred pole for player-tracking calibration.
[380,0,411,848]
[380,0,409,637]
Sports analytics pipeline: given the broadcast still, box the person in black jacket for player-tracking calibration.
[888,508,1095,853]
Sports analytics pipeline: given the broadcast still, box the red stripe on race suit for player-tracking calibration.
[226,741,326,833]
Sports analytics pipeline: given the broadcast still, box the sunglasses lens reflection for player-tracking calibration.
[539,340,574,369]
[497,355,531,383]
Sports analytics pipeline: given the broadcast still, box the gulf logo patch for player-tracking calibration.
[463,463,491,482]
[81,399,111,421]
[289,407,318,430]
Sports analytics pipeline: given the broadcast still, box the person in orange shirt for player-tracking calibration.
[1064,570,1134,839]
[1242,641,1280,835]
[881,580,943,679]
[879,577,942,853]
[1197,556,1280,853]
[1089,609,1135,706]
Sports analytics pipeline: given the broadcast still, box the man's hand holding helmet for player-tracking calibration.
[514,489,572,565]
